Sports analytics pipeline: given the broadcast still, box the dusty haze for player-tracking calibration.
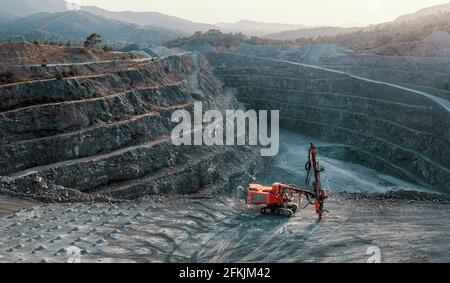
[74,0,450,26]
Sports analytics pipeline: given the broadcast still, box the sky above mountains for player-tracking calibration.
[73,0,450,27]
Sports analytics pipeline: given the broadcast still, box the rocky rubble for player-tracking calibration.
[0,175,114,203]
[336,190,450,204]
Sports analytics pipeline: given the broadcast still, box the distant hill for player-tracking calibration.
[264,26,360,40]
[0,0,214,35]
[0,9,17,23]
[343,11,450,48]
[290,11,450,50]
[0,0,313,37]
[3,0,450,49]
[0,10,182,45]
[215,20,306,36]
[81,8,307,36]
[0,0,67,17]
[395,2,450,22]
[81,6,214,35]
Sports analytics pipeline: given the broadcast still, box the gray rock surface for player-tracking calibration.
[206,52,450,193]
[234,43,353,65]
[0,52,263,202]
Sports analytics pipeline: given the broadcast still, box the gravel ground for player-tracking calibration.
[0,193,448,263]
[0,195,39,218]
[0,130,448,263]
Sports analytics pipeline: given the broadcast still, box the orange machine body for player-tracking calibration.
[247,183,288,206]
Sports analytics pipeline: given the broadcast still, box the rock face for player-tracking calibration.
[230,43,450,99]
[234,43,352,65]
[423,31,450,44]
[0,48,262,202]
[206,52,450,193]
[321,54,450,99]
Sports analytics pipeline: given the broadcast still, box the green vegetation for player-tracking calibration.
[84,33,102,48]
[102,44,113,52]
[167,29,276,50]
[0,71,15,84]
[55,70,64,80]
[68,65,80,77]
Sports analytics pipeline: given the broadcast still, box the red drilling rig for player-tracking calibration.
[247,143,328,219]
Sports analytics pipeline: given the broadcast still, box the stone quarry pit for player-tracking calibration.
[0,42,449,263]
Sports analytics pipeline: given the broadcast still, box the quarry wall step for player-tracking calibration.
[321,54,450,73]
[7,136,187,192]
[321,54,450,91]
[0,54,193,87]
[281,117,450,192]
[0,83,194,143]
[322,65,449,88]
[0,51,264,202]
[206,53,346,80]
[5,115,223,193]
[245,97,450,155]
[238,91,438,133]
[245,98,450,170]
[0,104,191,175]
[208,53,448,109]
[237,86,434,112]
[218,73,440,108]
[207,52,450,193]
[0,70,183,112]
[90,148,227,199]
[0,81,187,116]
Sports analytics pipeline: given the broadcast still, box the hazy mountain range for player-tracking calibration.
[1,0,450,45]
[395,2,450,22]
[0,10,183,45]
[261,2,450,41]
[0,0,307,37]
[0,10,16,23]
[264,26,361,40]
[81,5,214,34]
[0,0,66,17]
[215,20,306,36]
